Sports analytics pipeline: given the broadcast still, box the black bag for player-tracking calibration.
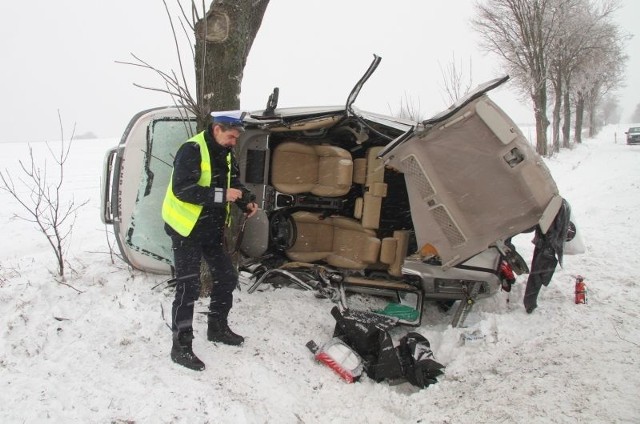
[331,306,403,382]
[330,307,445,387]
[397,332,445,388]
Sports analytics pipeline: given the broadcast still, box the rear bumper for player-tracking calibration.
[402,249,503,300]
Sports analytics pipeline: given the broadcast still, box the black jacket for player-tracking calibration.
[165,127,255,239]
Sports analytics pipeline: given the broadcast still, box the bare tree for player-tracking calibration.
[559,1,622,146]
[193,1,270,128]
[586,31,627,137]
[395,93,425,122]
[0,112,89,279]
[547,0,619,150]
[119,0,270,132]
[473,0,627,152]
[438,53,473,104]
[119,0,270,293]
[571,15,627,141]
[473,0,565,156]
[547,0,585,153]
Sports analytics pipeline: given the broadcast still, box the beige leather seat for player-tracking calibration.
[286,211,381,270]
[379,230,411,277]
[353,147,387,229]
[284,211,335,264]
[271,142,353,197]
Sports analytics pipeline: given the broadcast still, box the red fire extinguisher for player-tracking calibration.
[574,275,587,304]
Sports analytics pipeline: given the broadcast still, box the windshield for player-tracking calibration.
[125,117,197,263]
[629,127,640,133]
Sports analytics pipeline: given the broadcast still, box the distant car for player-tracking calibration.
[101,55,571,327]
[626,127,640,145]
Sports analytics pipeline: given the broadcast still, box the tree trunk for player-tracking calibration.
[574,91,584,144]
[532,83,549,157]
[588,97,597,138]
[192,0,270,294]
[194,0,270,131]
[551,76,562,154]
[562,87,571,148]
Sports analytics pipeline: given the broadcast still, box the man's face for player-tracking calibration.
[213,124,242,148]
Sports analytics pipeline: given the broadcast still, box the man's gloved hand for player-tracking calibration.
[226,188,243,202]
[245,202,258,218]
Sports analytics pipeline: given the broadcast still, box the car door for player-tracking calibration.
[379,77,562,269]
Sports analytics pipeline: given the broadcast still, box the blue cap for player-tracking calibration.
[211,110,245,128]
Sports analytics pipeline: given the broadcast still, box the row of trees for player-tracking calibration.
[136,1,628,158]
[473,0,628,156]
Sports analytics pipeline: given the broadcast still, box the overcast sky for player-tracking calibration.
[1,0,638,143]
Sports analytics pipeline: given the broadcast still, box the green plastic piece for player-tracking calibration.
[374,303,419,321]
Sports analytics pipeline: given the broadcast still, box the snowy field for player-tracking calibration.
[0,124,639,423]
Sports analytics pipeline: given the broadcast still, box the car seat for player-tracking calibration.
[285,211,380,270]
[352,147,387,229]
[271,141,353,197]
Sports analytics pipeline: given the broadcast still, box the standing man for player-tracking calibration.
[162,111,258,371]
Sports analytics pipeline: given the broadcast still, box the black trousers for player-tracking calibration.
[523,245,558,312]
[170,231,238,334]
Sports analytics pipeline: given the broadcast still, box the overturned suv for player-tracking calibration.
[101,56,566,327]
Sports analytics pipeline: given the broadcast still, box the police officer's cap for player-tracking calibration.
[211,110,246,131]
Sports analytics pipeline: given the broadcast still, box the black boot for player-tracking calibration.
[171,331,205,371]
[207,318,244,346]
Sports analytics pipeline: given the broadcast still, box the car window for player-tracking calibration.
[125,118,197,263]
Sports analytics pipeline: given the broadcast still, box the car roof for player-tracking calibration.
[246,105,346,121]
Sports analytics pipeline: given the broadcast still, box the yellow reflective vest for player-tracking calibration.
[162,132,231,237]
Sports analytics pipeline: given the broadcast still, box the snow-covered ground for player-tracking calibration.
[1,124,639,423]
